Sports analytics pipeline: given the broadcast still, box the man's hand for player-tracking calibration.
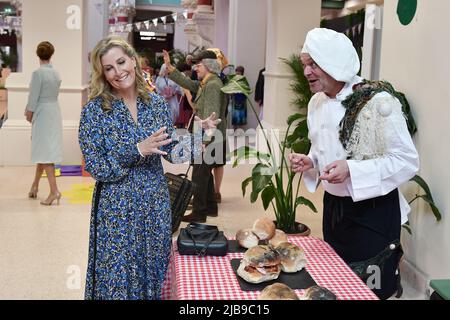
[289,153,314,173]
[137,126,172,156]
[162,50,175,73]
[194,112,221,129]
[24,110,33,123]
[320,160,350,184]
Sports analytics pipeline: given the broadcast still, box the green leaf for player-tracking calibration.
[251,171,273,195]
[286,113,304,126]
[221,74,252,95]
[410,175,433,201]
[280,55,312,111]
[250,190,259,203]
[409,175,441,221]
[402,223,412,235]
[232,146,271,168]
[295,196,318,213]
[241,176,253,197]
[291,139,311,154]
[417,195,442,221]
[261,185,276,210]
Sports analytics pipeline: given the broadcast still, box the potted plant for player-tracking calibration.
[221,55,317,234]
[0,48,17,72]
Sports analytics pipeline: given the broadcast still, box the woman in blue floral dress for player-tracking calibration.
[79,36,218,300]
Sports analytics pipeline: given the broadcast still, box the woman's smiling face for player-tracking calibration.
[101,46,137,94]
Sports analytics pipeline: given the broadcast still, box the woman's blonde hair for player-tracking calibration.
[89,35,150,111]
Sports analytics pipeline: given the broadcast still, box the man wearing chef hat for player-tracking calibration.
[289,28,419,299]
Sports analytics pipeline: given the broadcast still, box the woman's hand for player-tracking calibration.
[137,126,172,156]
[24,110,33,123]
[319,160,350,184]
[288,153,314,173]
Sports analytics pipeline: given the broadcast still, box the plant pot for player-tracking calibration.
[274,221,311,236]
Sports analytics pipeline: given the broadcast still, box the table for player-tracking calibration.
[161,236,378,300]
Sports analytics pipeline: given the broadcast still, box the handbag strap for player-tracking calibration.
[188,222,218,231]
[186,224,219,257]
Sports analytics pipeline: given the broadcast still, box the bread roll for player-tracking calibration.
[236,229,259,249]
[258,283,299,300]
[237,245,281,284]
[275,242,307,273]
[301,285,337,300]
[268,229,288,247]
[252,217,276,240]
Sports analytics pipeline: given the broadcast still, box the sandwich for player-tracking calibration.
[237,245,281,283]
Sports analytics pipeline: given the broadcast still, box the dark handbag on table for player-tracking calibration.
[165,165,193,234]
[177,222,228,256]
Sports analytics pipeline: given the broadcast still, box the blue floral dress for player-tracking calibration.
[79,93,186,300]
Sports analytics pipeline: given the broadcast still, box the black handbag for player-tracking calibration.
[177,222,228,256]
[165,165,193,234]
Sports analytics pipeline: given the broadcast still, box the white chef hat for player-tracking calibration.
[301,28,360,82]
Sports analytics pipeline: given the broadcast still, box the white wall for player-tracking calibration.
[85,0,109,86]
[262,0,321,131]
[379,0,450,289]
[1,0,89,165]
[227,0,267,130]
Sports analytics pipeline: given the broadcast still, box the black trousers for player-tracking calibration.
[192,161,217,217]
[323,189,402,300]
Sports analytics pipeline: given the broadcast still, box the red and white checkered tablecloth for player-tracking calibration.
[161,236,378,300]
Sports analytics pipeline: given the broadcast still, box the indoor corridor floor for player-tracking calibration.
[0,160,424,300]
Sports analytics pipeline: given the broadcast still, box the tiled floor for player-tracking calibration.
[0,160,323,300]
[0,160,424,300]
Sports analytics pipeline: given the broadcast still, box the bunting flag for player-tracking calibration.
[109,11,189,33]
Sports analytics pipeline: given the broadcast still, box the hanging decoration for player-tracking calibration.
[107,0,190,35]
[397,0,417,26]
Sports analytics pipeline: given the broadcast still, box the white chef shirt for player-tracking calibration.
[303,76,420,224]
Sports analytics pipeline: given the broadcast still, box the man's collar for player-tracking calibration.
[200,73,213,86]
[335,75,363,101]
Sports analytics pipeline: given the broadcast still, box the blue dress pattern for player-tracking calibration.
[79,93,183,300]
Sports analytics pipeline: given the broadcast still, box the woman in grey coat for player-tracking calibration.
[24,41,63,205]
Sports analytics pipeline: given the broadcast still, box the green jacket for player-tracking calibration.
[169,69,227,143]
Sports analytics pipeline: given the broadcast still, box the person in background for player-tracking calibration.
[231,65,248,132]
[155,64,183,124]
[164,49,228,222]
[176,63,195,128]
[79,35,219,300]
[206,48,230,204]
[255,67,265,119]
[289,28,419,299]
[24,41,63,206]
[140,56,155,93]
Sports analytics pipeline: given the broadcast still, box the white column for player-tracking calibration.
[0,0,101,166]
[262,0,321,132]
[213,0,229,56]
[361,3,384,80]
[227,0,267,130]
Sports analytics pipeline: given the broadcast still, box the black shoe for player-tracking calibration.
[182,212,207,223]
[207,210,218,217]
